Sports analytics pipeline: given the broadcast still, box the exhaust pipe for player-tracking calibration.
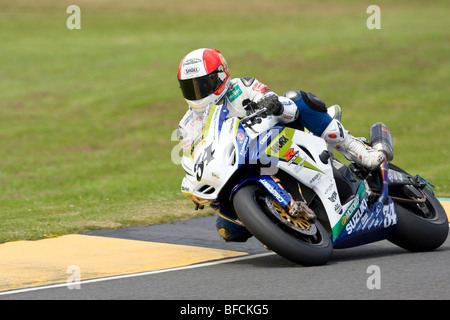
[370,122,394,162]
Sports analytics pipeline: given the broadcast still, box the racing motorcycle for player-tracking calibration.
[179,102,448,266]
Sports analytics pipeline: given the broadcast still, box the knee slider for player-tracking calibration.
[216,216,252,242]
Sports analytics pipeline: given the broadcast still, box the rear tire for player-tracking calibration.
[233,185,333,266]
[387,165,449,251]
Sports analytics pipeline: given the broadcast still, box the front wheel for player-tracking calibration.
[232,185,333,266]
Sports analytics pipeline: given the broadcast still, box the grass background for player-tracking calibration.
[0,0,448,243]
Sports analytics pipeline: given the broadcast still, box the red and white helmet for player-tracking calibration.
[178,48,230,111]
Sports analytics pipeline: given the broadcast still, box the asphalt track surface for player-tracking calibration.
[1,201,449,301]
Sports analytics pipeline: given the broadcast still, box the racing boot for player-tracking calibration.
[321,119,385,170]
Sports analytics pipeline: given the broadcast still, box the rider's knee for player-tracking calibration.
[216,215,253,242]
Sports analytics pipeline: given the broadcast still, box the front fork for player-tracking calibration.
[271,176,316,221]
[230,175,315,221]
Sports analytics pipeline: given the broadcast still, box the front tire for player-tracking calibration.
[232,185,333,266]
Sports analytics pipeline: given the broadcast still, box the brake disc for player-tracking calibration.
[265,197,317,236]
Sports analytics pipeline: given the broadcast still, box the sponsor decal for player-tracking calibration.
[334,203,343,215]
[345,197,368,235]
[283,148,299,164]
[228,118,236,134]
[270,135,289,154]
[324,183,334,195]
[260,177,289,207]
[342,195,360,224]
[252,81,270,93]
[182,58,202,66]
[259,131,272,146]
[240,136,249,156]
[226,84,242,102]
[328,191,338,203]
[309,173,322,184]
[184,67,200,74]
[190,134,206,159]
[293,158,306,173]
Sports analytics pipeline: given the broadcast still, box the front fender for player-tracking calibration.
[230,175,291,208]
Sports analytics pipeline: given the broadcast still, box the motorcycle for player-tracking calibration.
[179,102,449,266]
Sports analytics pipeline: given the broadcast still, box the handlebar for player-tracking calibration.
[240,107,268,128]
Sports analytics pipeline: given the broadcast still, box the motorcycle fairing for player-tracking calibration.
[332,182,398,248]
[265,127,347,230]
[181,103,400,249]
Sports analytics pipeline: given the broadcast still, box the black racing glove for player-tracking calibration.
[256,94,283,116]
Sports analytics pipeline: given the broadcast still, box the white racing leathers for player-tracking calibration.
[177,77,298,152]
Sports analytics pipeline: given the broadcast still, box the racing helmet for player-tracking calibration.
[178,48,230,111]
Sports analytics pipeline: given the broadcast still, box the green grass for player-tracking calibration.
[0,0,448,243]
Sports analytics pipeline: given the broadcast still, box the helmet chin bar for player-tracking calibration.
[185,98,212,112]
[185,77,230,111]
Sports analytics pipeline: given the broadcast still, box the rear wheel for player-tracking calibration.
[387,164,449,251]
[232,185,333,266]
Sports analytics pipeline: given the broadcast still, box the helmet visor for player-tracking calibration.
[178,71,225,101]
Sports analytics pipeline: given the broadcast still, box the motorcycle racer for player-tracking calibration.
[176,48,385,242]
